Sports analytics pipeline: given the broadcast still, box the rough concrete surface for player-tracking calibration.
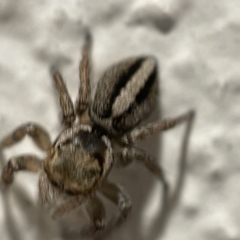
[0,0,240,240]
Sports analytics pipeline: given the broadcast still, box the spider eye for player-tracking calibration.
[57,143,62,150]
[73,136,80,146]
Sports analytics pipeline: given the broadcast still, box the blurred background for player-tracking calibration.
[0,0,240,240]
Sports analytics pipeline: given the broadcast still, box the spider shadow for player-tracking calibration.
[147,107,195,240]
[0,148,21,240]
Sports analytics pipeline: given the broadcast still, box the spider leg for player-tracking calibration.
[1,155,42,188]
[76,30,92,121]
[52,72,76,127]
[116,110,195,237]
[99,181,132,235]
[51,195,87,219]
[118,110,195,197]
[121,110,195,144]
[0,122,51,151]
[81,195,105,236]
[120,147,168,194]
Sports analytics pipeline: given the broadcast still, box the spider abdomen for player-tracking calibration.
[90,56,158,136]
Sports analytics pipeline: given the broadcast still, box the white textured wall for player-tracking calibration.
[0,0,240,240]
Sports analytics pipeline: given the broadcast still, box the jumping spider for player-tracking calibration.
[0,31,194,236]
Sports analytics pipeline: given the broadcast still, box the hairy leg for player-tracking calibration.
[0,122,51,151]
[52,72,76,127]
[51,195,87,219]
[1,155,42,188]
[81,195,105,236]
[121,110,194,144]
[76,30,92,119]
[118,110,195,238]
[120,147,168,193]
[118,110,195,200]
[99,181,132,235]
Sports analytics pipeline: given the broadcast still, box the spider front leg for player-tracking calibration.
[1,155,42,187]
[99,181,132,235]
[0,123,51,188]
[52,72,76,127]
[0,122,51,151]
[76,30,92,121]
[81,195,106,237]
[51,195,87,219]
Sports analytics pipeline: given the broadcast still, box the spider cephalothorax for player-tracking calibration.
[0,30,195,237]
[44,125,113,195]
